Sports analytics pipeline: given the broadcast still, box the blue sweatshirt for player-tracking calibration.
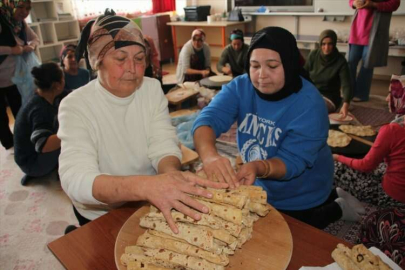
[192,74,334,211]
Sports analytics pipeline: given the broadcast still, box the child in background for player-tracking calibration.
[14,63,64,186]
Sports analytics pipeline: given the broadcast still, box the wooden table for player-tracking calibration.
[48,203,351,270]
[165,88,199,110]
[180,144,199,168]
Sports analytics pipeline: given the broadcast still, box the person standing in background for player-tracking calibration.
[348,0,400,102]
[0,0,39,150]
[60,44,90,92]
[216,29,249,78]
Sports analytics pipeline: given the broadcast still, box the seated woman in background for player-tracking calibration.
[60,44,90,92]
[216,29,249,77]
[304,29,352,118]
[176,29,214,83]
[14,62,64,186]
[192,26,364,229]
[334,75,405,208]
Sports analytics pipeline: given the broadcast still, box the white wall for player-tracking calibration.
[315,0,353,13]
[178,0,405,76]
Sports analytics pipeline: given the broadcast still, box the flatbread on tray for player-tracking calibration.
[121,179,272,270]
[208,75,232,83]
[339,125,376,137]
[328,130,352,148]
[331,243,392,270]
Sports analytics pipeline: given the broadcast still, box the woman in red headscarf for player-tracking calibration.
[333,75,405,208]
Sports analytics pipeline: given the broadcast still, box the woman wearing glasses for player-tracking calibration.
[176,29,214,83]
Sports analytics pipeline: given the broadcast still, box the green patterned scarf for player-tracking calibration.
[0,0,30,35]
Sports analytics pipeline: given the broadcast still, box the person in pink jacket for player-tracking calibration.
[333,75,405,208]
[348,0,400,102]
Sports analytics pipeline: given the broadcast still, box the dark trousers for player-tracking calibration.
[19,149,60,177]
[0,85,21,149]
[279,189,342,229]
[73,205,91,226]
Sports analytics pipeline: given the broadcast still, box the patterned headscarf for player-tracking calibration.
[191,29,205,42]
[60,44,77,67]
[0,0,30,35]
[77,10,145,71]
[389,75,405,116]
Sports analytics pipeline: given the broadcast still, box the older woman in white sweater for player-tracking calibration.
[58,12,226,233]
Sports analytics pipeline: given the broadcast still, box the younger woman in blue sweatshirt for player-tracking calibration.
[193,27,364,229]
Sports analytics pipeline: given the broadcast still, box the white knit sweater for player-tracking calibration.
[58,77,181,220]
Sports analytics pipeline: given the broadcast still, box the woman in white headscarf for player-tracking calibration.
[176,29,213,84]
[58,11,226,232]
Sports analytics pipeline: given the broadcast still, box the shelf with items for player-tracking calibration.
[39,22,57,45]
[30,0,58,23]
[54,20,80,42]
[54,0,75,21]
[38,43,63,63]
[27,0,80,63]
[29,23,42,43]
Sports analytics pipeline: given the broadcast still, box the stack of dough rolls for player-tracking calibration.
[120,172,271,270]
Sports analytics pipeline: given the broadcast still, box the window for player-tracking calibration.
[72,0,152,20]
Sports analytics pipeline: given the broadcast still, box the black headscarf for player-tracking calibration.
[245,27,303,101]
[318,29,340,67]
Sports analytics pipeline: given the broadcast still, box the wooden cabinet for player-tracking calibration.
[138,14,174,63]
[28,0,80,63]
[156,15,174,63]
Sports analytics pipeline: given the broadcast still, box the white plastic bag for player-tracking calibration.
[11,52,41,106]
